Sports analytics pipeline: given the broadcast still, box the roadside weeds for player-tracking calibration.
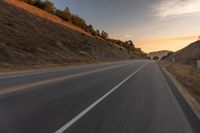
[161,65,200,120]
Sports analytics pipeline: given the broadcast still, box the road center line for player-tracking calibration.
[55,62,148,133]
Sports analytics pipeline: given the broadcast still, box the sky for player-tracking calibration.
[50,0,200,53]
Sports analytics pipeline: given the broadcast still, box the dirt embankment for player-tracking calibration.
[0,0,141,72]
[162,61,200,102]
[161,40,200,118]
[167,40,200,65]
[161,61,200,118]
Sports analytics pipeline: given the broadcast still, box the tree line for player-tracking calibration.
[20,0,146,56]
[20,0,108,38]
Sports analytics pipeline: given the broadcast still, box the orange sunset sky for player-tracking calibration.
[51,0,200,53]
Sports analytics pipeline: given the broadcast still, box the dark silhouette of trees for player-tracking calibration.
[167,52,174,57]
[123,40,135,52]
[96,30,100,37]
[153,56,159,60]
[101,31,108,39]
[41,1,54,13]
[71,15,87,30]
[20,0,54,13]
[161,52,174,60]
[87,25,96,36]
[64,6,70,13]
[161,55,167,60]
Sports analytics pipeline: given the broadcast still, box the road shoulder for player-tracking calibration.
[160,65,200,133]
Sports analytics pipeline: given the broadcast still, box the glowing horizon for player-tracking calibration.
[135,35,199,53]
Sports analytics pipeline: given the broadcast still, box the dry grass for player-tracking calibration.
[0,0,134,72]
[161,61,200,104]
[167,40,200,65]
[5,0,92,37]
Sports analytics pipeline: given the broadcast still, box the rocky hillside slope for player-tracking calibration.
[168,40,200,65]
[161,40,200,114]
[0,0,145,71]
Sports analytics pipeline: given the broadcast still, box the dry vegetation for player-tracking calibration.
[0,0,145,72]
[6,0,92,36]
[167,40,200,65]
[161,61,200,106]
[161,40,200,107]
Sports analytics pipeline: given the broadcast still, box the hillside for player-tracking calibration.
[0,0,145,72]
[168,40,200,65]
[161,40,200,115]
[148,50,171,60]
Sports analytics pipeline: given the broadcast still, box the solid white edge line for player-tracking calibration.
[55,62,148,133]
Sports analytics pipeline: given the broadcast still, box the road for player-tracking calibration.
[0,60,199,133]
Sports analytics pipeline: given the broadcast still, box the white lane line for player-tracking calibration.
[55,62,148,133]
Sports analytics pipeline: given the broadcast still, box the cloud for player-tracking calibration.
[141,35,198,43]
[153,0,200,17]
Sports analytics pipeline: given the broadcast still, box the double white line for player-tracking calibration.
[55,62,148,133]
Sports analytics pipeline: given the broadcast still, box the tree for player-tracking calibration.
[167,52,174,57]
[86,25,97,36]
[41,1,54,13]
[20,0,42,6]
[87,25,93,32]
[55,9,62,17]
[122,40,136,53]
[153,56,159,60]
[161,52,174,60]
[101,30,108,39]
[64,6,70,13]
[96,29,100,37]
[62,11,71,21]
[71,15,87,30]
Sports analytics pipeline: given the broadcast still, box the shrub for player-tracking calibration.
[153,56,159,60]
[161,55,167,60]
[101,31,108,39]
[40,1,54,13]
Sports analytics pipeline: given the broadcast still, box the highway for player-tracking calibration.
[0,60,199,133]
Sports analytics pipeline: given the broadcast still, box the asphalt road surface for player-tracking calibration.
[0,60,199,133]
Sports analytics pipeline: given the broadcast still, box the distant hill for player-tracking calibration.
[0,0,146,71]
[148,50,172,60]
[168,40,200,65]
